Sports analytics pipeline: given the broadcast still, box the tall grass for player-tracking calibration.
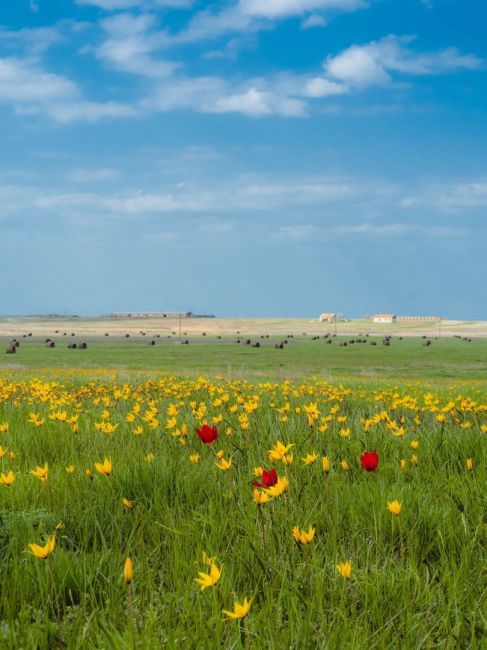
[0,373,485,648]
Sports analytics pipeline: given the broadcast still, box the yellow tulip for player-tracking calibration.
[30,463,48,483]
[222,597,252,620]
[301,451,318,465]
[0,470,15,487]
[387,500,402,516]
[94,458,112,477]
[123,557,133,584]
[336,560,352,579]
[292,526,315,544]
[215,457,232,471]
[194,561,222,591]
[30,535,56,559]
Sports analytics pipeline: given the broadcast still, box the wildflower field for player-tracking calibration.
[0,364,486,648]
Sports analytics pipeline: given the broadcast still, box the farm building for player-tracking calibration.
[111,312,193,319]
[372,314,397,324]
[319,313,337,323]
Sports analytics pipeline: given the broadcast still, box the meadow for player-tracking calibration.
[0,334,486,648]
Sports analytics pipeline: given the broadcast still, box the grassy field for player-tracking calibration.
[0,373,485,648]
[1,336,487,383]
[0,325,486,648]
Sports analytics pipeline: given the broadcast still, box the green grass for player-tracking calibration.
[2,337,487,383]
[0,374,485,648]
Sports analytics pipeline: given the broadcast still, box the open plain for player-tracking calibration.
[0,316,485,648]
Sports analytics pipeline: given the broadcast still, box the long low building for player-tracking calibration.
[372,314,397,323]
[111,312,193,319]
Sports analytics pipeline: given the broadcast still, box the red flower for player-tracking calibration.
[360,450,379,472]
[251,468,278,488]
[195,424,218,444]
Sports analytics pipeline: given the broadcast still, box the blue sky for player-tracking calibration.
[0,0,485,318]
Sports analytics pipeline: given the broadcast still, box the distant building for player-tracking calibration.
[319,313,337,323]
[372,314,397,324]
[111,311,192,319]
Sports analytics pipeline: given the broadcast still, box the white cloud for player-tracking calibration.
[177,0,364,42]
[76,0,191,10]
[143,75,308,118]
[46,100,138,123]
[302,77,347,98]
[326,35,483,87]
[96,13,178,77]
[0,56,77,103]
[210,87,306,117]
[301,14,327,29]
[437,181,487,208]
[238,0,363,20]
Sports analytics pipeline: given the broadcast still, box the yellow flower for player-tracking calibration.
[265,476,289,498]
[145,453,155,463]
[84,468,93,480]
[30,463,48,483]
[0,422,8,432]
[304,402,320,426]
[411,454,418,465]
[322,456,331,472]
[30,535,56,559]
[339,428,350,438]
[216,457,232,471]
[292,526,315,544]
[222,597,252,621]
[410,440,419,450]
[253,466,264,477]
[122,498,134,509]
[194,561,222,591]
[189,454,200,464]
[215,449,225,459]
[253,489,271,505]
[123,557,133,584]
[466,458,473,471]
[336,561,352,579]
[340,460,349,471]
[9,451,15,460]
[282,454,294,466]
[132,426,143,436]
[301,451,318,465]
[0,447,7,458]
[387,500,402,516]
[0,470,15,487]
[268,441,294,462]
[94,458,112,477]
[436,413,446,424]
[400,459,407,472]
[480,424,487,433]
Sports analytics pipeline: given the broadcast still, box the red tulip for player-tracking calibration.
[251,468,278,488]
[360,450,379,472]
[195,424,218,444]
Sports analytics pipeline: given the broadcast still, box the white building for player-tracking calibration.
[372,314,397,324]
[319,313,337,323]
